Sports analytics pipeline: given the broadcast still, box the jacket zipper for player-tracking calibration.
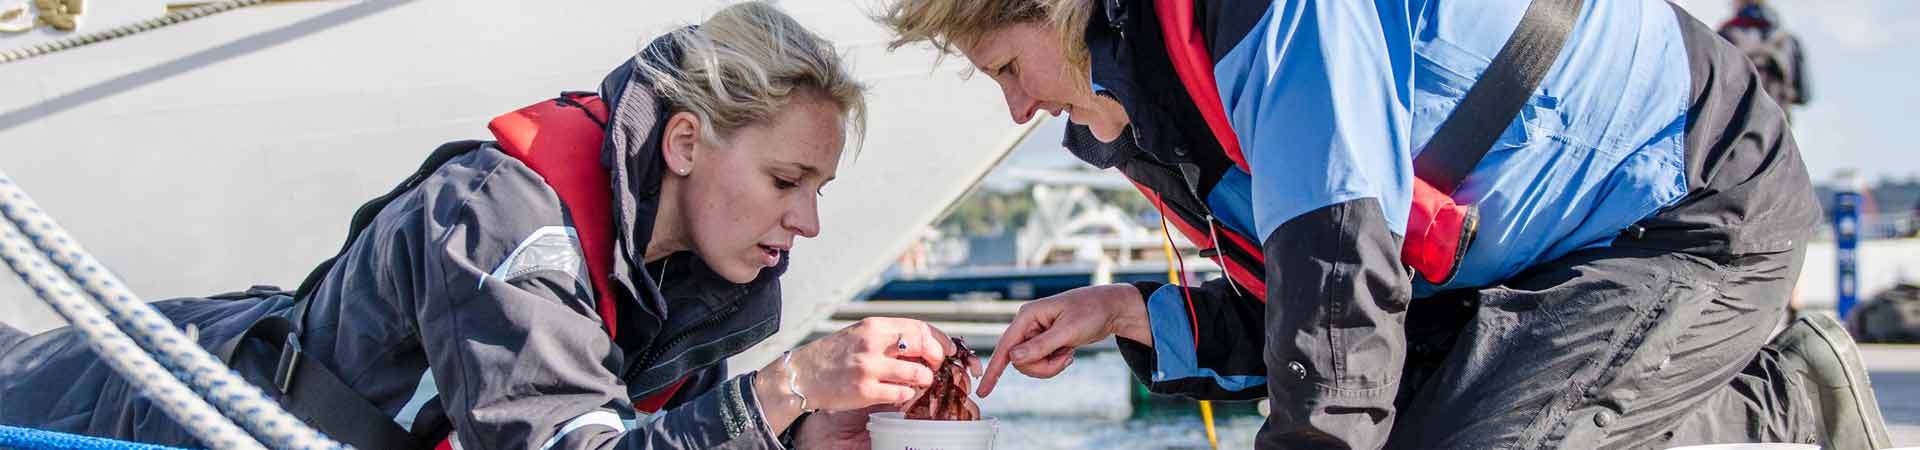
[624,310,731,386]
[1145,156,1247,297]
[1108,3,1245,297]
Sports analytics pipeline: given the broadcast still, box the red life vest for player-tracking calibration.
[487,93,686,414]
[268,94,685,450]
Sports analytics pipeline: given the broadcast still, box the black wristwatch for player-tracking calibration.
[777,411,812,447]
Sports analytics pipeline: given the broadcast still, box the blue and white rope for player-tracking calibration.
[0,424,194,450]
[0,200,265,450]
[0,169,346,450]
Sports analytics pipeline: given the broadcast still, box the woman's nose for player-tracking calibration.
[1000,84,1040,124]
[785,195,821,238]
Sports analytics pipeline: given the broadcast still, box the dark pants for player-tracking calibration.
[1386,243,1812,450]
[1368,5,1824,447]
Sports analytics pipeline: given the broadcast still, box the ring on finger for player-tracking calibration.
[895,333,909,353]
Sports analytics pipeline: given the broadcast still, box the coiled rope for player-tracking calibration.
[0,199,264,450]
[0,168,345,450]
[0,0,270,65]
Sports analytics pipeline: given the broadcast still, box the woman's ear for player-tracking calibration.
[661,111,702,177]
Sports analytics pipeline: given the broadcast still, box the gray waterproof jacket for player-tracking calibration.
[0,38,794,450]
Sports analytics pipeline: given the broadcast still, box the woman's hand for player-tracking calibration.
[755,317,976,434]
[975,283,1150,397]
[791,405,893,450]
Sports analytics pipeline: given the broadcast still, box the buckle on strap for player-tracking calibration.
[274,332,301,394]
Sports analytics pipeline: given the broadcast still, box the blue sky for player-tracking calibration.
[1004,1,1919,184]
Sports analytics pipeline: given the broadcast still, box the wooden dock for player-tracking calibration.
[809,300,1117,353]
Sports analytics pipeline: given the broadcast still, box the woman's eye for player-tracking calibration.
[773,177,798,189]
[999,61,1016,77]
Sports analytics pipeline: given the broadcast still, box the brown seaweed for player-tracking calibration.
[903,337,981,421]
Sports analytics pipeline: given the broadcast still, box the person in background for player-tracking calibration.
[1720,0,1811,120]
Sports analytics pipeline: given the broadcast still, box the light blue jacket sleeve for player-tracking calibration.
[1212,0,1416,239]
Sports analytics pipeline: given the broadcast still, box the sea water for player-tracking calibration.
[980,352,1262,450]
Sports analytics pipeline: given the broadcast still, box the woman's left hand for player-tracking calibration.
[792,406,891,450]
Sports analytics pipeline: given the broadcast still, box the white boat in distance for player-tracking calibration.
[0,0,1037,372]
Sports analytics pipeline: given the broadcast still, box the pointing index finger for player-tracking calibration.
[976,311,1043,397]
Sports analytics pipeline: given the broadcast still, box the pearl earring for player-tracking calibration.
[677,169,689,175]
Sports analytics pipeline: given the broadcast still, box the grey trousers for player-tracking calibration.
[1387,244,1813,450]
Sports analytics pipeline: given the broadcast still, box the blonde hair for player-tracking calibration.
[636,1,867,151]
[1046,0,1095,84]
[876,0,1043,55]
[876,0,1095,86]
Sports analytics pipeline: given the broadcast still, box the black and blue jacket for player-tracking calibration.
[1074,0,1819,448]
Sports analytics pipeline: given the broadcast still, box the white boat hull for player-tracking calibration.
[0,0,1035,372]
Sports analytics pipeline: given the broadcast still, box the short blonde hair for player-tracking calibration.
[877,0,1096,86]
[636,1,867,151]
[876,0,1044,54]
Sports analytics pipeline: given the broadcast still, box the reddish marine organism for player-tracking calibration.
[904,337,981,421]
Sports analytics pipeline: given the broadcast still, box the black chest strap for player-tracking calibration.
[1414,0,1585,194]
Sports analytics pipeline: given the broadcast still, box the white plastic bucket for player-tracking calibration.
[867,411,997,450]
[1666,444,1819,450]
